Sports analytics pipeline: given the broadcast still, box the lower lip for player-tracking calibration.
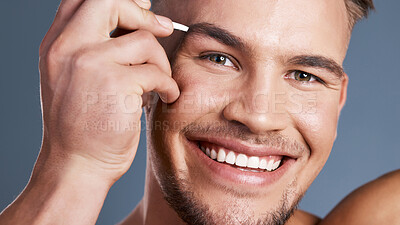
[184,138,296,187]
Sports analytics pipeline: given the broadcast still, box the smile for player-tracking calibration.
[198,142,283,172]
[184,135,299,186]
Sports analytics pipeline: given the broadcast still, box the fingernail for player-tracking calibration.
[155,15,173,30]
[139,0,151,6]
[159,93,168,103]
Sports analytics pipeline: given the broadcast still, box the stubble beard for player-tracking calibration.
[157,168,302,225]
[148,120,308,225]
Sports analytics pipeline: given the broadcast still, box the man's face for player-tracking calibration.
[146,0,349,224]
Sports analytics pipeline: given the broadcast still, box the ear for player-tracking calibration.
[338,73,349,114]
[334,73,349,140]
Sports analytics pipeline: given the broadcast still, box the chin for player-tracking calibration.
[145,98,326,225]
[148,125,307,225]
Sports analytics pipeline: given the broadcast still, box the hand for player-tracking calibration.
[36,0,180,184]
[0,1,179,223]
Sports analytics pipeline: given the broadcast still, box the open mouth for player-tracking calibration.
[197,141,286,173]
[184,136,299,186]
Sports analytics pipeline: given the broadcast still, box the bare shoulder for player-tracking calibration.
[286,209,321,225]
[319,169,400,225]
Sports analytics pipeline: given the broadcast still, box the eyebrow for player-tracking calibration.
[185,22,246,50]
[183,23,344,79]
[287,55,344,79]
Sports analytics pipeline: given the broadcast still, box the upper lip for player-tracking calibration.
[186,135,302,159]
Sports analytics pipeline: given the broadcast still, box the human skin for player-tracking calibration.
[319,169,400,225]
[129,0,348,224]
[5,0,396,224]
[0,0,181,224]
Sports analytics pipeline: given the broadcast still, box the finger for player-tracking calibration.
[42,0,153,54]
[116,0,168,33]
[55,0,85,25]
[133,0,151,10]
[64,0,173,41]
[116,64,180,103]
[111,0,153,38]
[102,30,172,75]
[40,0,85,53]
[52,0,151,37]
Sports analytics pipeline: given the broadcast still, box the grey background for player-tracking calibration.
[0,0,399,224]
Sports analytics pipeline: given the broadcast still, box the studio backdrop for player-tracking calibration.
[0,1,399,224]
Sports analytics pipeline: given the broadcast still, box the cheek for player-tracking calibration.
[291,90,340,162]
[148,66,235,171]
[168,64,236,119]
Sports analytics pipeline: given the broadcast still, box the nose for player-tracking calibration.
[222,71,289,134]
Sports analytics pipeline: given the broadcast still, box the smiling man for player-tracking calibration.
[136,0,352,224]
[4,0,399,225]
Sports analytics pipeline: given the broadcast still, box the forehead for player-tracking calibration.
[175,0,349,63]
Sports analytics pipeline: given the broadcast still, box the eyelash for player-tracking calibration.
[199,53,239,70]
[198,53,327,85]
[285,70,327,85]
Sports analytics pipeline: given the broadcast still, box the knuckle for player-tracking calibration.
[39,30,57,57]
[39,38,68,88]
[71,48,98,73]
[147,64,163,76]
[154,69,172,87]
[41,38,65,69]
[139,8,154,24]
[163,76,176,91]
[39,40,48,57]
[134,30,163,53]
[135,0,151,10]
[134,29,156,43]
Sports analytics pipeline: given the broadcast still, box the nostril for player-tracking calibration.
[231,120,246,127]
[229,120,252,132]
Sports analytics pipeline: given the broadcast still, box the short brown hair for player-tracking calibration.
[345,0,375,30]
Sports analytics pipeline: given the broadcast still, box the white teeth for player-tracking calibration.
[210,149,217,160]
[225,151,236,164]
[235,154,248,167]
[259,159,267,170]
[217,149,226,162]
[271,160,281,170]
[200,144,282,172]
[206,148,211,157]
[247,156,260,169]
[266,160,275,171]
